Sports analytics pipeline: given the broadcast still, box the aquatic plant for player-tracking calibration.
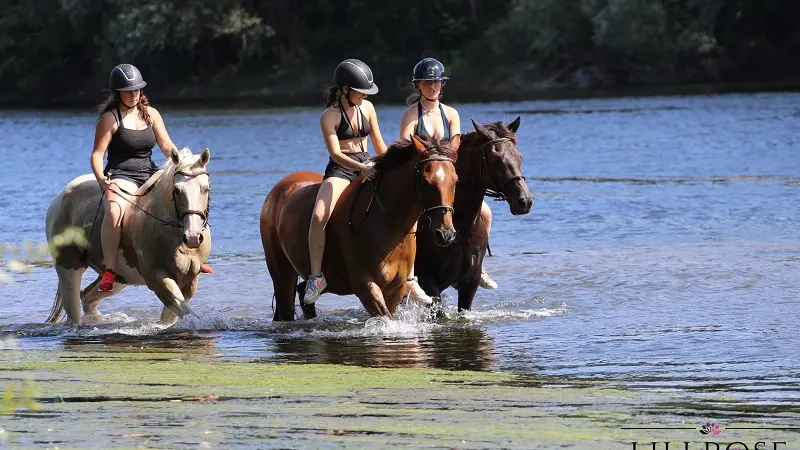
[0,227,86,284]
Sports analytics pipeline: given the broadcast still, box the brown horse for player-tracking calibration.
[260,135,458,321]
[45,148,212,325]
[415,118,534,311]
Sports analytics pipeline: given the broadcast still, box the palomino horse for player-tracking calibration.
[260,135,458,320]
[415,118,534,311]
[45,148,212,325]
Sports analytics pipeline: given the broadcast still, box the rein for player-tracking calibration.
[476,137,526,201]
[112,169,211,231]
[350,155,455,233]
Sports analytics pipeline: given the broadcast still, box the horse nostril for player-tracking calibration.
[198,234,204,244]
[183,234,189,245]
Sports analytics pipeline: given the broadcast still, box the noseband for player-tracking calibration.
[478,138,526,201]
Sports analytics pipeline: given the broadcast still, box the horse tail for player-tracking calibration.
[46,285,64,323]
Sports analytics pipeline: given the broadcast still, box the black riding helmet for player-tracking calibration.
[412,58,449,82]
[334,59,379,95]
[108,64,147,91]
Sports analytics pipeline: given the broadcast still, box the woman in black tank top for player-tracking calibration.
[399,58,498,294]
[89,64,211,292]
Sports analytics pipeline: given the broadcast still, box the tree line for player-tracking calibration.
[1,0,797,107]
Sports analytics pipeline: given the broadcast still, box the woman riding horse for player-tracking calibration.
[90,64,211,293]
[304,58,433,305]
[399,57,498,291]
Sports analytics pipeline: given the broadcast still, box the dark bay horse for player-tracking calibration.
[45,148,212,325]
[260,135,458,321]
[415,118,534,311]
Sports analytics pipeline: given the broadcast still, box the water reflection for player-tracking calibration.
[265,327,497,371]
[60,331,221,356]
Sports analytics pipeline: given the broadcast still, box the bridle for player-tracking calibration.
[414,156,456,219]
[350,153,456,232]
[478,137,526,201]
[171,169,211,231]
[114,168,211,231]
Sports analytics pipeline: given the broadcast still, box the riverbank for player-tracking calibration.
[3,69,799,111]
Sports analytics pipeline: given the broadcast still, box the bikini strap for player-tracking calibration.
[416,102,427,137]
[439,104,450,140]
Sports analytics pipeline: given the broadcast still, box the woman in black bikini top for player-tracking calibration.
[303,59,389,305]
[399,57,499,296]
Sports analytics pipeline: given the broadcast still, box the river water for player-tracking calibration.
[1,92,799,432]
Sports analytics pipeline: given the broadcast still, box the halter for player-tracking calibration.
[477,137,526,201]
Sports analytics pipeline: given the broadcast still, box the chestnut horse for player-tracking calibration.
[260,135,458,321]
[415,118,534,311]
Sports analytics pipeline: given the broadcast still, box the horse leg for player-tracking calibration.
[457,277,480,312]
[55,265,85,324]
[81,275,126,316]
[146,273,192,321]
[356,281,392,318]
[295,281,316,320]
[265,245,298,322]
[159,275,199,326]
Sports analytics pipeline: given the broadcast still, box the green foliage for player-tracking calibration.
[0,227,86,284]
[1,379,39,414]
[0,0,797,103]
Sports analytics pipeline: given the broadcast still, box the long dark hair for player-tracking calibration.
[97,90,153,125]
[405,82,444,106]
[324,85,343,108]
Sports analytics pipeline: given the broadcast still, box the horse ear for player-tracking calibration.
[471,119,491,139]
[170,148,181,165]
[410,134,426,154]
[200,148,211,166]
[508,116,521,133]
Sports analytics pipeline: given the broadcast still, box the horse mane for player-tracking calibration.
[372,135,456,172]
[138,147,196,204]
[459,121,517,151]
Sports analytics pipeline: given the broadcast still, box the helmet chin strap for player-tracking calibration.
[418,88,438,103]
[343,87,356,107]
[116,92,136,112]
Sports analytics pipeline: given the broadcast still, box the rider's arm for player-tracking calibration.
[447,105,461,150]
[364,100,388,156]
[90,112,117,183]
[148,106,178,158]
[399,107,416,142]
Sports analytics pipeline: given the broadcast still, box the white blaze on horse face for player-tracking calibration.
[176,174,208,248]
[434,166,446,184]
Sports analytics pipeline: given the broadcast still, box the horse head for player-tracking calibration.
[168,147,211,248]
[409,134,458,246]
[468,117,533,215]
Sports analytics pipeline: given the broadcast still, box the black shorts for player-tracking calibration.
[323,152,371,182]
[105,167,158,188]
